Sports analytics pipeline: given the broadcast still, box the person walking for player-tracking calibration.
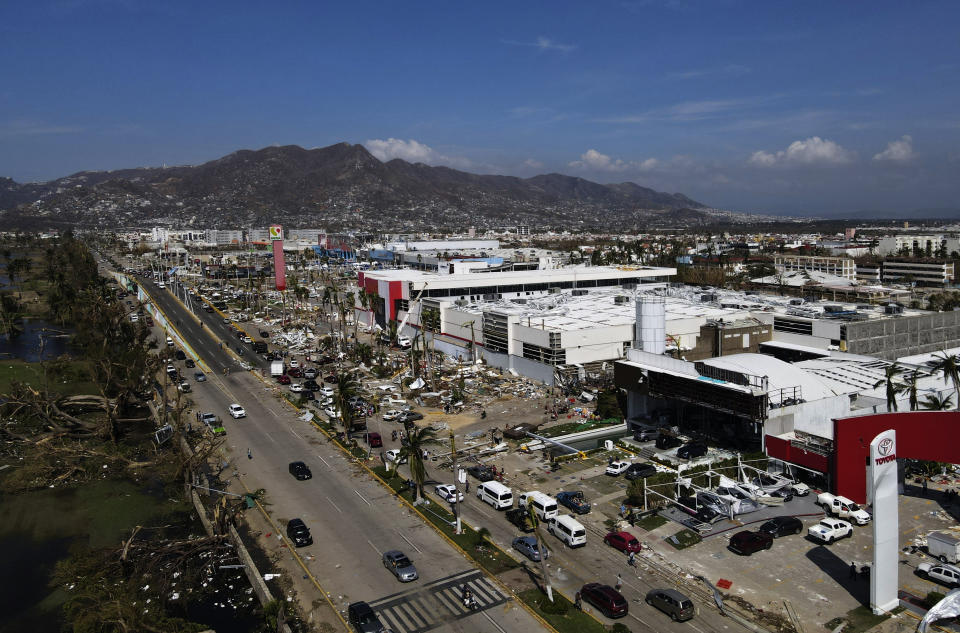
[922,478,928,496]
[574,591,582,610]
[849,562,857,581]
[628,551,636,567]
[465,480,470,494]
[247,448,252,460]
[615,573,623,591]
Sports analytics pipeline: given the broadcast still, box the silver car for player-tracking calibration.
[512,536,541,562]
[382,550,418,582]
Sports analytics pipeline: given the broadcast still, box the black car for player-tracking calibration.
[759,516,803,538]
[624,463,657,480]
[580,583,628,618]
[289,461,312,480]
[303,379,321,391]
[677,441,708,459]
[302,390,316,401]
[286,518,313,547]
[656,434,683,450]
[259,330,269,338]
[185,358,196,368]
[728,530,773,555]
[399,411,424,423]
[174,349,186,360]
[347,601,385,633]
[467,464,497,482]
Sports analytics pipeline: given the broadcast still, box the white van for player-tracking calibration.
[476,481,513,510]
[165,336,174,347]
[518,491,559,521]
[547,515,587,548]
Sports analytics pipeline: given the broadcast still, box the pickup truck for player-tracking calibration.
[816,492,871,525]
[556,491,592,515]
[506,507,534,532]
[807,518,853,543]
[197,412,226,435]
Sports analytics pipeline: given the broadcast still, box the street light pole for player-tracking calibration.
[449,429,462,535]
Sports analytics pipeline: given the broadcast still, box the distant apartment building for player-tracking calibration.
[881,259,955,287]
[855,261,882,284]
[516,225,530,236]
[774,255,856,281]
[876,234,960,257]
[204,229,244,245]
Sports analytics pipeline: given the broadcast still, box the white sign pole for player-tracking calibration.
[868,429,899,614]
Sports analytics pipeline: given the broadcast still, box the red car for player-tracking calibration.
[277,374,291,385]
[367,432,383,448]
[287,367,303,378]
[603,531,642,553]
[580,583,628,618]
[728,530,773,555]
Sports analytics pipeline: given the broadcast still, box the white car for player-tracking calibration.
[289,360,300,368]
[383,409,402,422]
[228,403,247,419]
[435,484,464,503]
[790,482,811,496]
[384,449,407,464]
[290,383,304,393]
[917,563,960,589]
[320,396,333,406]
[323,406,341,419]
[606,461,630,476]
[241,335,252,344]
[807,518,853,543]
[319,386,335,397]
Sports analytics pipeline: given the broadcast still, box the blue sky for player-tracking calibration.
[1,1,958,216]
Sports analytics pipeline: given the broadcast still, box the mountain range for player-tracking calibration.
[0,142,726,231]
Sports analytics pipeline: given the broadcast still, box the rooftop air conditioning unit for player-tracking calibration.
[571,289,589,296]
[614,295,629,304]
[512,298,527,304]
[482,293,497,300]
[454,299,468,307]
[548,287,561,294]
[885,304,904,315]
[700,293,717,302]
[622,283,637,290]
[823,305,843,313]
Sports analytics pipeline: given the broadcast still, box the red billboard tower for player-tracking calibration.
[270,225,286,291]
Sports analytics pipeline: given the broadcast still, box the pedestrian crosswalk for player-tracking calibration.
[366,569,508,633]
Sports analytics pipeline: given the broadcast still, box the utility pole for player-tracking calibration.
[449,429,462,534]
[528,505,554,602]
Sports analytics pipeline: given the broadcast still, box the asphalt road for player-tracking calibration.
[132,274,548,633]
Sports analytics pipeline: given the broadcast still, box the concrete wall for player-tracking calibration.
[479,349,556,385]
[846,311,960,360]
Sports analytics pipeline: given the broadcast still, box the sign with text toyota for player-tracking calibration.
[868,429,898,614]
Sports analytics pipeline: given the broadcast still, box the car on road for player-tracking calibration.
[435,484,464,503]
[302,379,320,390]
[241,335,252,344]
[645,588,695,622]
[556,491,592,514]
[728,530,774,555]
[916,562,960,588]
[677,441,708,459]
[286,518,313,547]
[259,330,269,338]
[808,518,853,543]
[185,358,195,368]
[580,583,628,619]
[759,516,804,538]
[290,383,304,393]
[319,386,335,397]
[398,411,424,423]
[227,403,246,419]
[383,409,402,422]
[512,536,541,561]
[287,367,303,378]
[605,461,630,476]
[347,601,385,633]
[467,464,497,482]
[277,374,291,385]
[382,550,418,582]
[177,380,191,393]
[288,461,312,480]
[624,463,657,480]
[222,318,231,325]
[366,432,382,447]
[194,372,207,382]
[384,449,407,465]
[289,360,299,369]
[302,390,315,401]
[323,406,341,419]
[604,531,642,553]
[324,373,337,383]
[303,367,318,379]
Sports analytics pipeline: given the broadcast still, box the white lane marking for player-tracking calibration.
[289,428,302,439]
[354,489,372,506]
[367,539,381,555]
[326,496,343,513]
[396,530,422,554]
[263,432,277,444]
[316,455,331,468]
[630,613,650,628]
[479,608,507,633]
[689,623,707,633]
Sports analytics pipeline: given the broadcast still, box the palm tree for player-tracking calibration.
[923,393,954,411]
[873,362,904,412]
[334,373,360,431]
[905,369,922,411]
[398,424,441,504]
[931,350,960,410]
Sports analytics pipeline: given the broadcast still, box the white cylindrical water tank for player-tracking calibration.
[636,294,666,355]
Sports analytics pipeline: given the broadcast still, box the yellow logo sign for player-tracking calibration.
[269,225,283,241]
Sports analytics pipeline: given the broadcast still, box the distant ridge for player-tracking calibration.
[0,142,717,230]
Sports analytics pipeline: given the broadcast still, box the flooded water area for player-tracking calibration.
[0,318,73,362]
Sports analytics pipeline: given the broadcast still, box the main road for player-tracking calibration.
[136,274,550,633]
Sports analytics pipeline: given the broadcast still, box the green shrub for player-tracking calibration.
[611,624,632,633]
[925,591,946,608]
[538,593,570,615]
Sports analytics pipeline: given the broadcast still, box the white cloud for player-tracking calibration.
[503,36,576,53]
[568,149,659,172]
[523,158,544,169]
[364,138,473,169]
[748,136,855,167]
[873,135,915,162]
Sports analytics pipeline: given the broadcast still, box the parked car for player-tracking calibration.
[759,516,804,538]
[916,562,960,589]
[367,432,382,447]
[228,403,246,419]
[185,358,196,368]
[194,371,207,382]
[303,379,321,391]
[434,484,463,503]
[290,383,304,393]
[677,441,708,459]
[382,550,418,582]
[580,583,628,618]
[319,386,335,397]
[287,367,303,378]
[604,531,642,553]
[286,518,313,547]
[303,367,318,379]
[383,409,402,422]
[605,461,630,476]
[467,464,497,482]
[347,601,385,633]
[288,461,312,480]
[633,426,661,442]
[512,536,541,562]
[384,449,407,464]
[645,588,695,622]
[556,491,591,515]
[807,518,853,543]
[177,380,191,393]
[728,530,774,555]
[624,463,657,480]
[302,390,315,401]
[655,434,683,450]
[174,349,186,360]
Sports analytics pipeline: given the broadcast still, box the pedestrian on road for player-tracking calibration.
[247,448,252,460]
[849,562,857,580]
[628,551,635,567]
[615,573,622,591]
[574,592,582,610]
[923,478,928,496]
[465,481,470,494]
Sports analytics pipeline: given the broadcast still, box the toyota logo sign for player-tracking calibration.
[878,437,894,456]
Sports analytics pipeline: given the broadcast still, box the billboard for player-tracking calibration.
[271,225,286,291]
[269,225,283,241]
